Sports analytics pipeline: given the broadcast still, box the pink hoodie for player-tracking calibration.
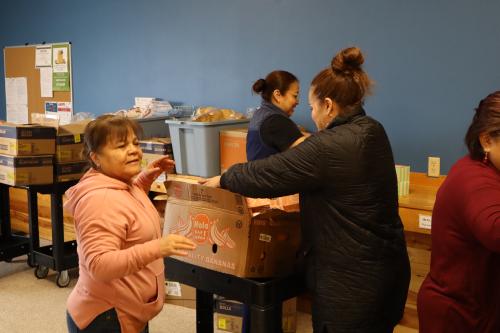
[64,168,165,333]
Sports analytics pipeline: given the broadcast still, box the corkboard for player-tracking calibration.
[3,43,72,122]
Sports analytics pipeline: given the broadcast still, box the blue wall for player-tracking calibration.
[1,0,500,172]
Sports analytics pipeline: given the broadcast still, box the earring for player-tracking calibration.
[483,150,489,164]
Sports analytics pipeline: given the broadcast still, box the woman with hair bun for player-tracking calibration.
[202,46,410,332]
[247,70,306,161]
[417,91,500,333]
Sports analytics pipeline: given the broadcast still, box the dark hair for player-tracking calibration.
[83,114,143,169]
[311,47,373,114]
[252,70,298,103]
[465,91,500,160]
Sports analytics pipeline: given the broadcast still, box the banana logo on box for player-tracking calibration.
[170,213,235,248]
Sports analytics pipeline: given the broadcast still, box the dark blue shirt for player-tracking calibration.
[246,100,302,161]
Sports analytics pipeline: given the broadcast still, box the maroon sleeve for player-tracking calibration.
[463,176,500,252]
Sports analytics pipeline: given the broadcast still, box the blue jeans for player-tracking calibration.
[67,308,149,333]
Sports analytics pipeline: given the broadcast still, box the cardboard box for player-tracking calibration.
[214,299,249,333]
[0,123,56,156]
[55,161,87,182]
[165,281,196,309]
[56,120,90,163]
[0,154,53,185]
[163,181,301,278]
[214,297,297,333]
[282,297,297,333]
[395,164,410,196]
[219,128,247,173]
[140,138,173,182]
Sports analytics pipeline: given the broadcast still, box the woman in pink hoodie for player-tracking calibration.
[64,115,196,333]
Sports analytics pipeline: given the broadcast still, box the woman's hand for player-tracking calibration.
[159,234,196,257]
[198,175,221,188]
[145,156,175,180]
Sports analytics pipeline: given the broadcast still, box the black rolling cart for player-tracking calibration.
[164,257,306,333]
[26,180,79,287]
[0,184,31,263]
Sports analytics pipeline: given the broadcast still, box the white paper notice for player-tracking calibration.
[52,46,68,73]
[40,67,53,97]
[6,104,29,124]
[57,101,73,125]
[418,214,432,230]
[5,77,28,105]
[5,77,28,124]
[35,46,52,67]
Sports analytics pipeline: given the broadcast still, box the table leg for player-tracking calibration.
[249,303,282,333]
[27,189,39,267]
[51,192,65,271]
[196,289,213,333]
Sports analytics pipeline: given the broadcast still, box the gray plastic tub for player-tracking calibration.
[165,118,250,177]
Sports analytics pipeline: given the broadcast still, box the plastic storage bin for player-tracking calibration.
[136,116,171,139]
[165,118,250,177]
[136,106,195,139]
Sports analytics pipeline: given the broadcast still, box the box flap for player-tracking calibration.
[165,180,247,215]
[57,119,91,136]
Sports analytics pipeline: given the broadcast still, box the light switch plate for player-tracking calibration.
[428,156,440,177]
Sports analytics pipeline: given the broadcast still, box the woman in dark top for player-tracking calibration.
[417,91,500,333]
[203,47,410,333]
[247,70,306,161]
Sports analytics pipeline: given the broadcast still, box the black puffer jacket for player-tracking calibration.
[221,109,410,332]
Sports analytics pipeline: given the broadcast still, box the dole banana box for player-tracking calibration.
[163,180,301,278]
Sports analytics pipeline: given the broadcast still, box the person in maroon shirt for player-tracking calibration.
[417,91,500,333]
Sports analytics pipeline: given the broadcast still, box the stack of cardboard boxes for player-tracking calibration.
[55,120,91,182]
[0,123,56,186]
[0,120,91,186]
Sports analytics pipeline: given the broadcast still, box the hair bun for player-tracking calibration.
[252,78,267,94]
[331,47,364,74]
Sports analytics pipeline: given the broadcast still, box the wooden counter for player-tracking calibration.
[398,172,446,234]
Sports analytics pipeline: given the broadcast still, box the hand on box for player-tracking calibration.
[144,156,175,180]
[160,234,196,257]
[198,175,221,188]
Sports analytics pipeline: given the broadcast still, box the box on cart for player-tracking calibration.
[0,123,56,156]
[0,154,53,185]
[140,138,173,182]
[163,180,301,278]
[164,280,196,309]
[55,161,87,182]
[213,297,297,333]
[56,120,91,163]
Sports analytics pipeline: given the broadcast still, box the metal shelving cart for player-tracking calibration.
[26,180,79,287]
[0,184,31,263]
[164,257,306,333]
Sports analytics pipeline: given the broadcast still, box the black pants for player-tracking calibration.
[66,308,149,333]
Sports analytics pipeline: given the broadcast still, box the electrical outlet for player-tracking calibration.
[428,156,440,177]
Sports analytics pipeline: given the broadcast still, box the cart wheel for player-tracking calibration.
[56,270,70,288]
[34,265,49,279]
